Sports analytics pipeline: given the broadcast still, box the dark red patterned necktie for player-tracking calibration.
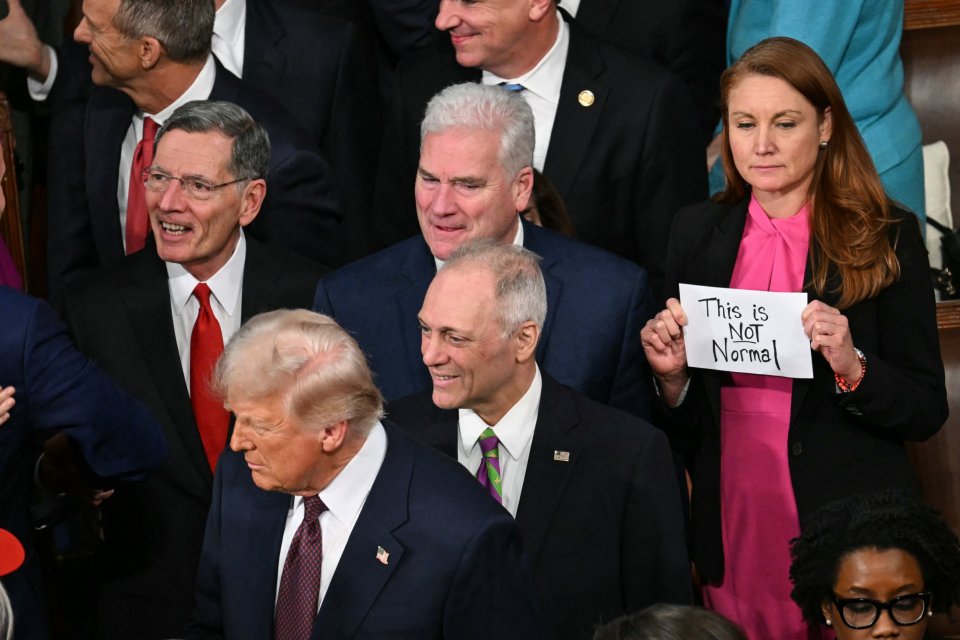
[126,116,158,254]
[275,495,328,640]
[190,283,230,471]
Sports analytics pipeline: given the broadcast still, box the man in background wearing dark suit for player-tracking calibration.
[388,239,692,640]
[46,0,339,296]
[189,309,543,640]
[376,0,706,293]
[316,83,653,418]
[59,101,325,639]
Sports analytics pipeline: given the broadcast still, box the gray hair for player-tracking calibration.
[420,83,535,178]
[156,100,271,184]
[214,310,384,436]
[114,0,213,63]
[442,239,546,337]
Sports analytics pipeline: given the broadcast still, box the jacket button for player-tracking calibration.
[791,442,803,456]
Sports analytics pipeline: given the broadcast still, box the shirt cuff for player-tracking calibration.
[26,45,58,102]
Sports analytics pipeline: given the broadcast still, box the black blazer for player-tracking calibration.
[387,373,693,640]
[58,238,325,639]
[244,0,380,262]
[573,0,726,144]
[47,59,340,296]
[376,14,707,293]
[661,198,947,581]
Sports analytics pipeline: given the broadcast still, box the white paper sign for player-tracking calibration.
[679,283,813,379]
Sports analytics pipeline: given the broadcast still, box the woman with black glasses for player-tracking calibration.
[790,491,960,639]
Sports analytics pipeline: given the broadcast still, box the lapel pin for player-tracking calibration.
[376,546,390,565]
[553,450,570,462]
[578,90,595,107]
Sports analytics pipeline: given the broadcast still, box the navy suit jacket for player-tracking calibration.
[376,14,707,294]
[0,288,165,640]
[244,0,380,262]
[57,238,325,639]
[314,220,653,417]
[661,198,947,581]
[47,58,340,296]
[188,422,544,639]
[387,373,692,640]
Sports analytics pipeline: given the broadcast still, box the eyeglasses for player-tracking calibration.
[831,592,931,629]
[141,169,255,200]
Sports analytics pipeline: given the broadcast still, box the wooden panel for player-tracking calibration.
[0,92,27,284]
[905,0,960,30]
[901,24,960,224]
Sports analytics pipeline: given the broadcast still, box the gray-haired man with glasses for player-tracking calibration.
[57,100,326,639]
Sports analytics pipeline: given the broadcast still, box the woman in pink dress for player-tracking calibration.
[642,38,946,640]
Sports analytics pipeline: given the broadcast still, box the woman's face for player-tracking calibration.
[726,74,831,217]
[822,547,929,640]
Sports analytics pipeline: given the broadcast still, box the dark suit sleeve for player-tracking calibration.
[834,214,947,440]
[442,515,546,640]
[608,268,655,418]
[636,74,707,299]
[312,279,334,317]
[621,426,693,609]
[20,296,166,480]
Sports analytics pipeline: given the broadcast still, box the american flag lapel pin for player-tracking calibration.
[376,546,390,565]
[553,451,570,462]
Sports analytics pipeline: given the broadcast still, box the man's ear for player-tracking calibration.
[237,179,267,227]
[528,0,554,21]
[513,166,534,214]
[515,320,540,363]
[320,420,349,453]
[139,36,163,69]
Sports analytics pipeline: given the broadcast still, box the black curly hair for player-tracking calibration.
[789,490,960,624]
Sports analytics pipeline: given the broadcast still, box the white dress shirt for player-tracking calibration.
[275,421,388,609]
[167,231,246,389]
[212,0,247,77]
[457,366,542,517]
[559,0,581,16]
[482,13,570,171]
[118,54,217,247]
[28,0,246,101]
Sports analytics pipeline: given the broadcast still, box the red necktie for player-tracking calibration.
[275,495,328,640]
[126,116,158,254]
[190,283,230,471]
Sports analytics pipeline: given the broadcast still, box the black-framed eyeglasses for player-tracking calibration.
[141,169,256,201]
[831,592,931,629]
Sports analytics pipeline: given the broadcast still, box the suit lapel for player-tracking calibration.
[514,374,580,560]
[572,0,620,33]
[240,237,288,320]
[121,250,212,484]
[242,0,286,83]
[314,426,411,638]
[396,242,436,392]
[542,18,608,200]
[86,88,136,262]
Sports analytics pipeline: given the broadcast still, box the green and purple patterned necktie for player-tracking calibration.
[476,428,503,504]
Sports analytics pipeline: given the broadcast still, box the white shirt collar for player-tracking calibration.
[458,366,542,461]
[481,12,569,107]
[294,421,387,529]
[214,0,246,41]
[143,54,217,126]
[166,230,246,317]
[433,219,525,271]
